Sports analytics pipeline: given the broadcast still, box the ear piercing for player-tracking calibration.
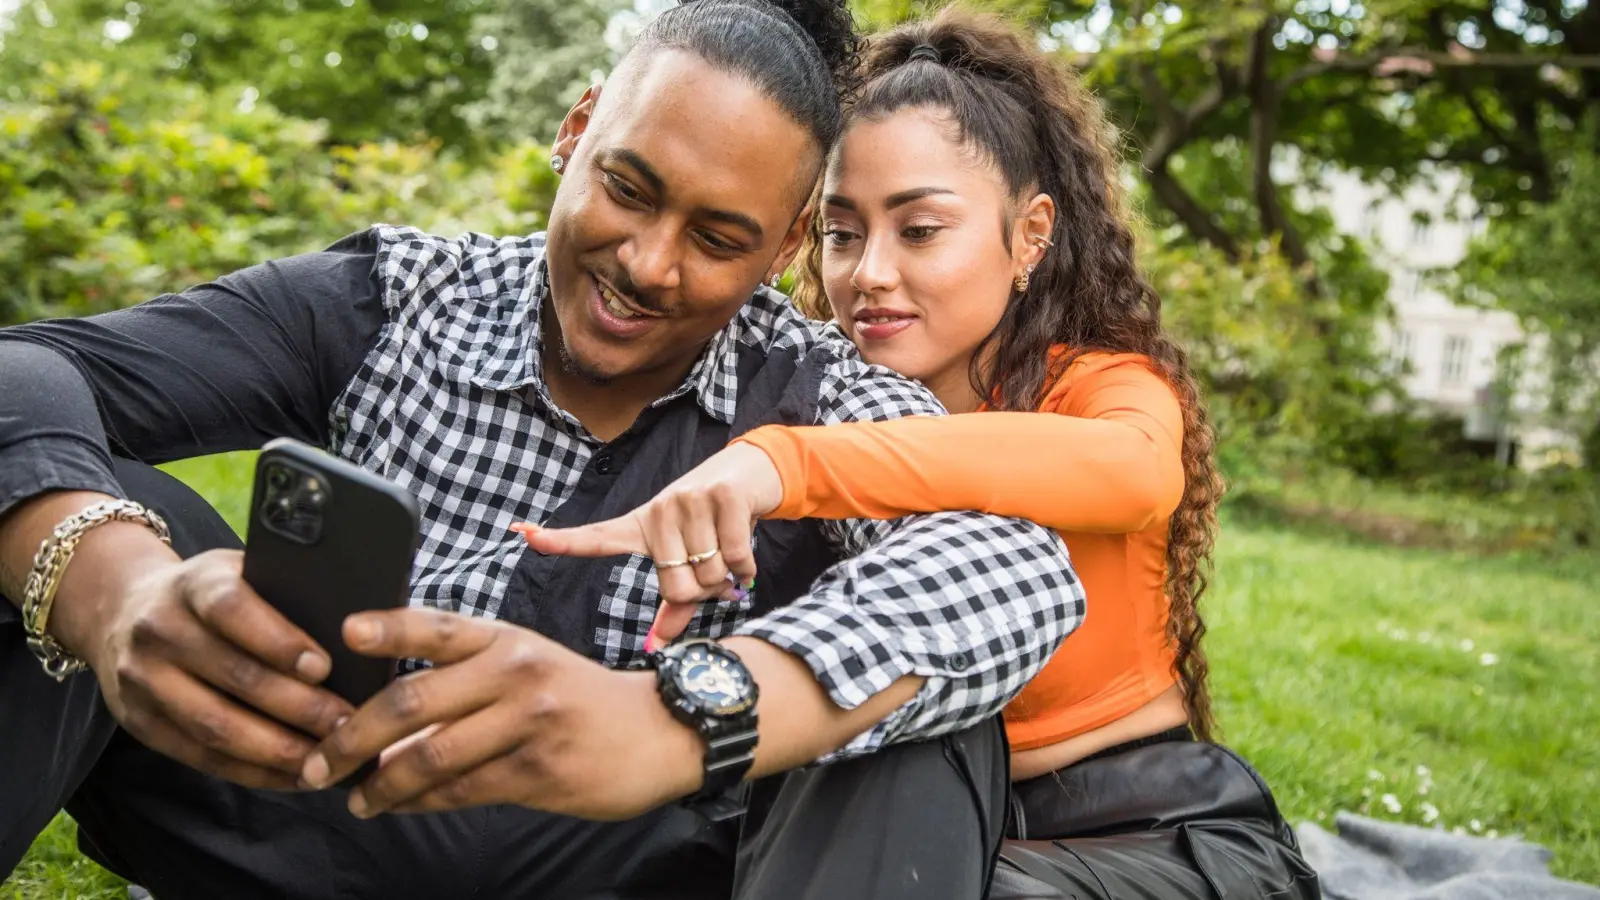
[1014,263,1037,293]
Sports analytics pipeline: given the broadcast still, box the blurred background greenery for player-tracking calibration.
[4,0,1597,536]
[2,0,1598,895]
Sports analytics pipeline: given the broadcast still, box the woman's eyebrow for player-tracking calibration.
[884,187,956,210]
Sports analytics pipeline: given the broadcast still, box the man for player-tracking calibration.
[0,1,1085,896]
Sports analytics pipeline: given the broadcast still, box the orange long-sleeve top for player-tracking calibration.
[736,350,1185,751]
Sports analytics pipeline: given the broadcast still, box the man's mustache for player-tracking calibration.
[586,260,670,315]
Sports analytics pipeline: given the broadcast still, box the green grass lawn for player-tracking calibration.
[1211,522,1599,881]
[5,453,1598,897]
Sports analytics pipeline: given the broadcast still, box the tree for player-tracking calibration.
[1071,1,1600,268]
[461,0,631,145]
[857,0,1600,287]
[849,0,1600,463]
[1456,128,1600,460]
[3,0,502,150]
[0,46,555,325]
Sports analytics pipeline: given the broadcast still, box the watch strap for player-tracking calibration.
[652,641,760,817]
[685,719,757,822]
[693,718,759,801]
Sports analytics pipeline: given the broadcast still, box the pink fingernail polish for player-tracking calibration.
[644,626,661,654]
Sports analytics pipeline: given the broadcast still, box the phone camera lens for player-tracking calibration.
[266,466,290,492]
[257,459,323,545]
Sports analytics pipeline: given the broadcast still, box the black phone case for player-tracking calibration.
[243,438,422,788]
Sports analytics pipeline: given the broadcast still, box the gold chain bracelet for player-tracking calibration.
[22,500,172,681]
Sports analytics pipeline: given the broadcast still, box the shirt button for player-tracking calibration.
[593,453,614,475]
[948,651,971,672]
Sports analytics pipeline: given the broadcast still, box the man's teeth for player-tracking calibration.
[601,285,640,320]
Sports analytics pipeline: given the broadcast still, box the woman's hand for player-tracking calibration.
[516,442,785,648]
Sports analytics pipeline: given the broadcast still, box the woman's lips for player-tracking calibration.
[853,311,917,341]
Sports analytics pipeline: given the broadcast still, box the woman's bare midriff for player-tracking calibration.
[1009,684,1190,781]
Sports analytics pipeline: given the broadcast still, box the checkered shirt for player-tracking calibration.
[326,226,1086,758]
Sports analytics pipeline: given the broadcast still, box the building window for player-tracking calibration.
[1407,270,1425,299]
[1393,330,1414,368]
[1443,335,1471,385]
[1364,205,1383,242]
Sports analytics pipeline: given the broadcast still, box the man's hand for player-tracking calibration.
[300,608,704,821]
[517,442,784,647]
[74,549,354,789]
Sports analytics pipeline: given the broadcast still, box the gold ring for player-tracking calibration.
[655,557,689,569]
[686,548,721,565]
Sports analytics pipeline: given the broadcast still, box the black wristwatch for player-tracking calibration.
[651,639,759,810]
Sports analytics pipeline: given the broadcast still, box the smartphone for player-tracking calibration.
[243,438,422,785]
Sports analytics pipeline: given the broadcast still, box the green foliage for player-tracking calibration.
[1143,237,1309,457]
[853,0,1049,29]
[2,0,501,149]
[1238,451,1599,552]
[1518,464,1600,548]
[463,0,628,145]
[2,59,330,321]
[0,56,554,324]
[1016,1,1600,470]
[1323,408,1496,487]
[1138,224,1392,489]
[1457,129,1600,450]
[0,0,628,151]
[1056,0,1600,212]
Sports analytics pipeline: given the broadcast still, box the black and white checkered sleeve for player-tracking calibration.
[734,350,1087,759]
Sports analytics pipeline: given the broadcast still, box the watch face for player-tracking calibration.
[675,643,755,717]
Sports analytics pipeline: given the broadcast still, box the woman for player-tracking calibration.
[525,9,1319,898]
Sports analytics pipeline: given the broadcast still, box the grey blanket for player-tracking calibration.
[1297,812,1600,900]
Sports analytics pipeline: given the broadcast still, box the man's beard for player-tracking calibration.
[541,287,616,387]
[556,338,616,387]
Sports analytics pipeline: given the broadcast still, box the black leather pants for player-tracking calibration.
[990,731,1322,900]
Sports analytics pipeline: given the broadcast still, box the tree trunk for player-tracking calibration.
[1133,58,1244,260]
[1245,19,1322,297]
[1145,164,1241,260]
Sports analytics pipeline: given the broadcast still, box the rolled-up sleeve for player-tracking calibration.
[0,230,388,522]
[0,343,126,518]
[734,339,1086,759]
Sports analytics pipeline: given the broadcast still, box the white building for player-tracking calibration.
[1314,165,1577,468]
